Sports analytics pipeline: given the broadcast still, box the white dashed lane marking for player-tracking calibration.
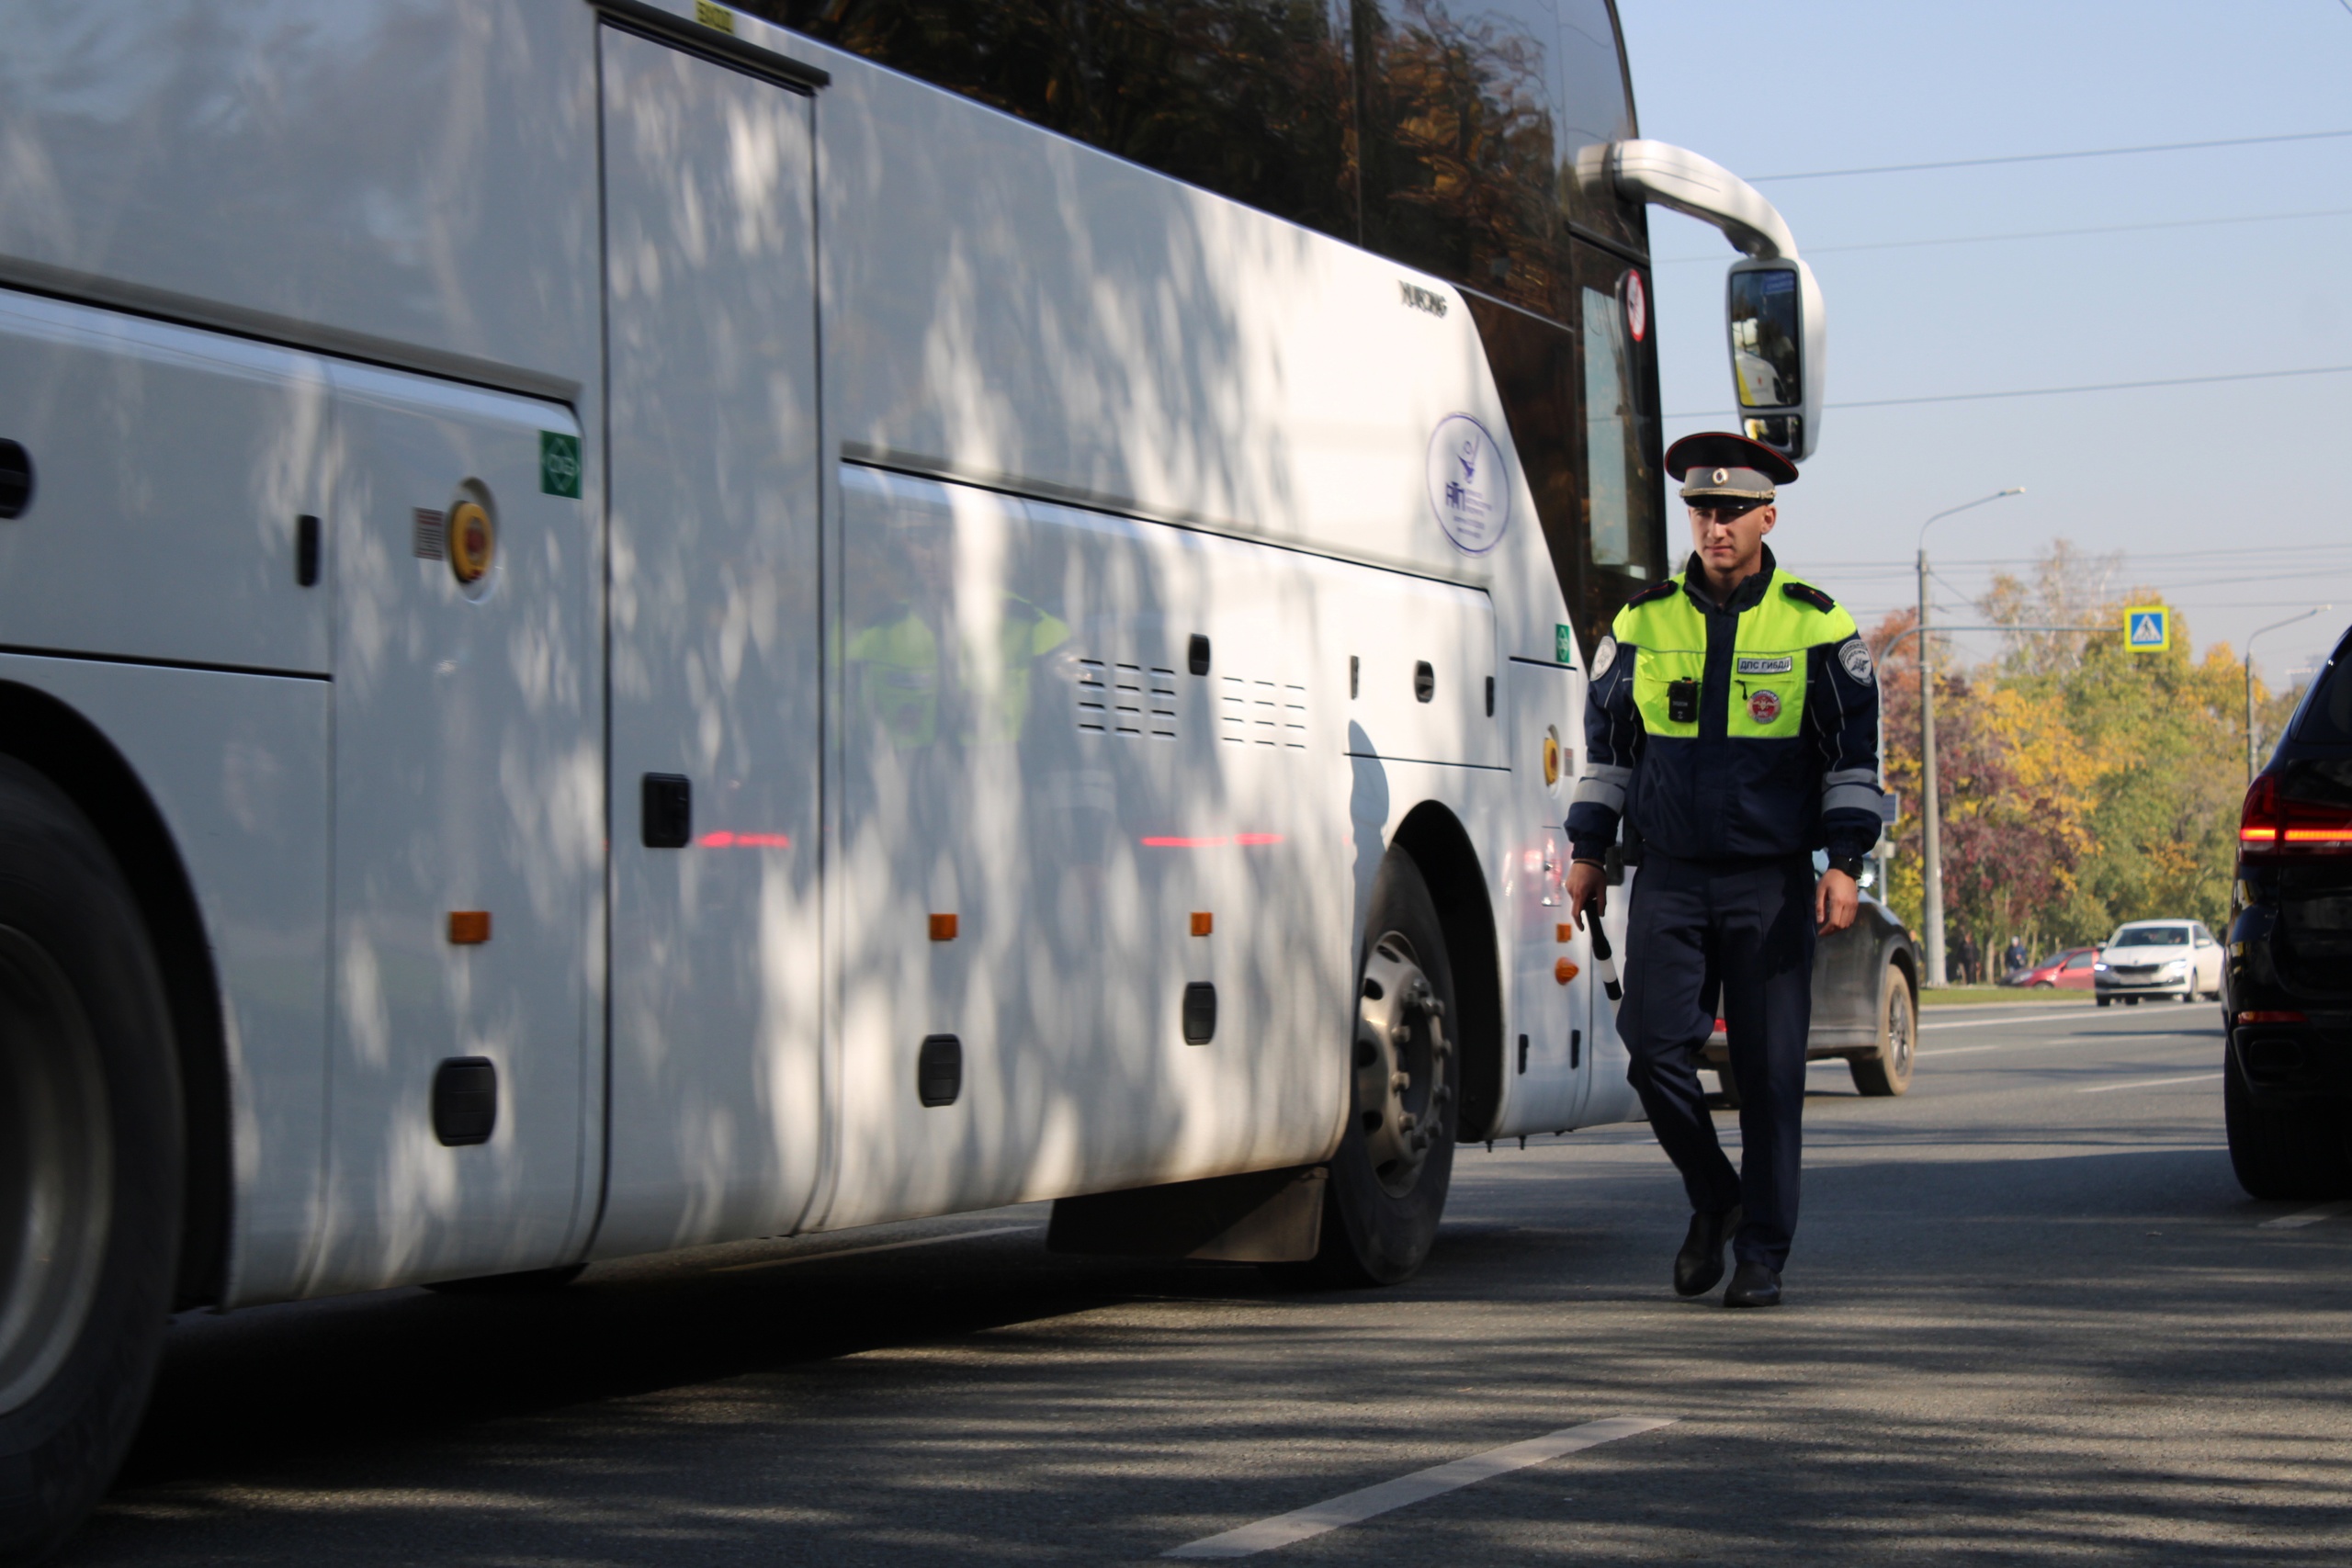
[2261,1201,2352,1230]
[2076,1072,2223,1094]
[713,1225,1038,1274]
[1164,1416,1677,1559]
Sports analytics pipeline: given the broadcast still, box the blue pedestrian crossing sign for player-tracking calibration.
[2124,604,2170,653]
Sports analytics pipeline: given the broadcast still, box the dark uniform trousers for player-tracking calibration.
[1621,851,1815,1271]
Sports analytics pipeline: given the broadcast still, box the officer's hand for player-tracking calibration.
[1815,868,1859,935]
[1566,860,1608,930]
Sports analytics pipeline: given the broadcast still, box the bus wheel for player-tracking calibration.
[0,760,182,1565]
[1849,963,1916,1096]
[1304,852,1458,1286]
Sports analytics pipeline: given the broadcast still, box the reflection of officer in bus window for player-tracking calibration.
[969,592,1070,744]
[842,527,1070,748]
[1564,432,1885,1311]
[843,529,944,747]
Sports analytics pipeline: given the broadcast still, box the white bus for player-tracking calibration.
[0,1,1822,1554]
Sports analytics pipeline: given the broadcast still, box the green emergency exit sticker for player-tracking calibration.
[539,432,582,498]
[1555,624,1576,666]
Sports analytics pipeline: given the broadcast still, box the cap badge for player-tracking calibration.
[1748,689,1781,724]
[1713,468,1728,484]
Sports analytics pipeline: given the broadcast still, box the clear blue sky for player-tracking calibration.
[1619,0,2352,685]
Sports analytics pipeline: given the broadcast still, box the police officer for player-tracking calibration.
[1565,433,1884,1309]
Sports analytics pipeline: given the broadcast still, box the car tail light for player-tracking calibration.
[2238,1010,2307,1024]
[2239,773,2352,853]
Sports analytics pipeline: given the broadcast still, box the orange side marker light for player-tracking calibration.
[929,913,958,942]
[1554,958,1579,985]
[448,910,492,945]
[1555,922,1575,943]
[1192,911,1214,937]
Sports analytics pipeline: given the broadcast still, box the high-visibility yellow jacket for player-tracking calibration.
[1566,546,1885,863]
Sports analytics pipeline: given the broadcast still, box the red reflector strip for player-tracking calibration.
[1139,833,1287,848]
[2239,1010,2308,1023]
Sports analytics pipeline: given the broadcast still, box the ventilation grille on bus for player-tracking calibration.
[1221,676,1306,749]
[1077,659,1177,739]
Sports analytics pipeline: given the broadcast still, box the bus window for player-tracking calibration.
[763,0,1360,247]
[1555,0,1640,246]
[765,2,1649,320]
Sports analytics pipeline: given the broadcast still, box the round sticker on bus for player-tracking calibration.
[1623,268,1647,343]
[1426,413,1510,556]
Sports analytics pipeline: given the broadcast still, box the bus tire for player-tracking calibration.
[1301,851,1458,1286]
[1849,963,1917,1097]
[0,758,183,1566]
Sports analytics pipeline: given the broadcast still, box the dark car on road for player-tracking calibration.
[2226,620,2352,1198]
[1704,852,1922,1100]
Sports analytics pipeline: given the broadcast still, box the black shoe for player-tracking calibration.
[1672,1205,1743,1298]
[1723,1259,1781,1308]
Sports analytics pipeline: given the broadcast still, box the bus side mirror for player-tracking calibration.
[1725,256,1825,462]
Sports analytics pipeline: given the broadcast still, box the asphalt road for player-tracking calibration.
[64,998,2352,1565]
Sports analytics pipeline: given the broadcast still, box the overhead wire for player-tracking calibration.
[1668,365,2352,419]
[1655,207,2352,265]
[1747,128,2352,182]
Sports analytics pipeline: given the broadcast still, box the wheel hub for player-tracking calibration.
[1354,933,1453,1197]
[0,926,113,1416]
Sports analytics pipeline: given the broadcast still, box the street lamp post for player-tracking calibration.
[2245,607,2326,782]
[1917,488,2025,988]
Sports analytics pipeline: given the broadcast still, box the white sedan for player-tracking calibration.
[2094,919,2224,1006]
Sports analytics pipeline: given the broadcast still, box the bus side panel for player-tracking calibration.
[1577,879,1645,1128]
[0,288,330,674]
[0,1,601,404]
[1491,659,1594,1137]
[810,39,1562,666]
[820,468,1354,1229]
[306,365,598,1295]
[0,656,329,1307]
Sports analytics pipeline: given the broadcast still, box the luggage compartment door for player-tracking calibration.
[595,28,825,1255]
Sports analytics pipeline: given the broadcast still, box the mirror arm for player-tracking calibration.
[1603,140,1799,261]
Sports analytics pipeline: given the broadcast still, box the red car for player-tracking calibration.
[2016,947,2099,990]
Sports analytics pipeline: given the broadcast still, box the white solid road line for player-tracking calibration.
[1163,1416,1677,1560]
[2076,1072,2223,1094]
[712,1224,1038,1274]
[1921,1009,2107,1031]
[2261,1200,2352,1230]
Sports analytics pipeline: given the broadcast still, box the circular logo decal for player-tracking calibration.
[1543,729,1562,788]
[1426,413,1510,556]
[1623,269,1647,343]
[1748,688,1781,724]
[1590,635,1617,678]
[1839,638,1875,685]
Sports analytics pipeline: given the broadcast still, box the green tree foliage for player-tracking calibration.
[1875,542,2270,967]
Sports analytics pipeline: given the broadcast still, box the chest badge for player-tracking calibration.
[1748,688,1781,724]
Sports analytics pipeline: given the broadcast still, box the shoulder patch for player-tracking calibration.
[1781,581,1837,614]
[1626,578,1680,608]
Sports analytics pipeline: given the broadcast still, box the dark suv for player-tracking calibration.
[2225,621,2352,1198]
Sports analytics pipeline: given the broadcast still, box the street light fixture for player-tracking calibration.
[1917,487,2025,988]
[2245,606,2328,782]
